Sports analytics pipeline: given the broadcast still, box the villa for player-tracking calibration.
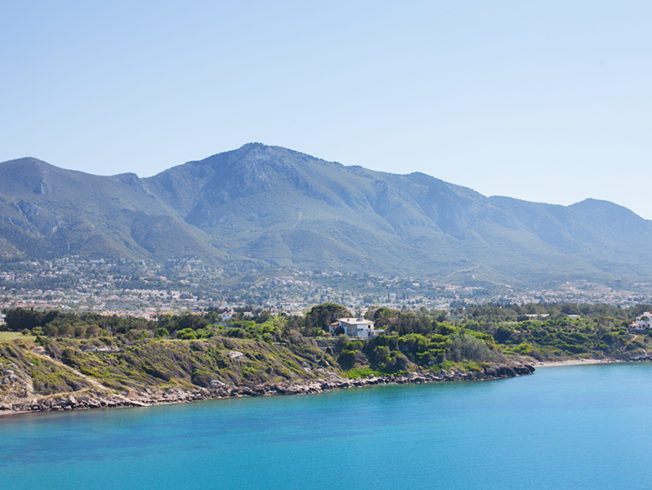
[629,312,652,333]
[220,311,235,321]
[329,317,385,339]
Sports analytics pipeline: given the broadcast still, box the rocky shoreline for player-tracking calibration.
[0,362,535,416]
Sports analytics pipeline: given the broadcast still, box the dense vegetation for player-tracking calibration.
[1,301,650,407]
[453,303,652,361]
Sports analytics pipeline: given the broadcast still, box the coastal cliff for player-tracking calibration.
[0,337,534,415]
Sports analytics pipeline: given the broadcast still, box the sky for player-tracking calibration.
[1,1,651,218]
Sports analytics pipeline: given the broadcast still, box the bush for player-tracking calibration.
[383,351,409,372]
[191,369,214,387]
[226,327,245,338]
[345,340,364,351]
[195,328,212,339]
[371,345,390,364]
[335,334,350,353]
[338,349,366,369]
[447,333,497,362]
[344,367,381,378]
[176,328,197,340]
[493,326,512,343]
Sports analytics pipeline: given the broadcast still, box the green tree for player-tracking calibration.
[305,303,351,335]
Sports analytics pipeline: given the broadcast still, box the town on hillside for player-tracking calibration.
[2,257,651,319]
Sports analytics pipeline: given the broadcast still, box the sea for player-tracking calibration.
[1,363,651,489]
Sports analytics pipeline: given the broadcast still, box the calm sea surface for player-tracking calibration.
[1,364,651,489]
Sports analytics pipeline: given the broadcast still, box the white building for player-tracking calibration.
[630,312,652,333]
[525,314,550,320]
[329,317,385,339]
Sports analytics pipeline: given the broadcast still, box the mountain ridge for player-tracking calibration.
[1,143,651,286]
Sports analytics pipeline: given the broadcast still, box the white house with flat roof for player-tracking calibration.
[329,318,385,339]
[630,312,652,333]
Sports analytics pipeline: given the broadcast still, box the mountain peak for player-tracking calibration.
[0,157,58,195]
[0,156,54,169]
[239,142,269,150]
[570,197,645,223]
[232,143,333,165]
[571,197,634,214]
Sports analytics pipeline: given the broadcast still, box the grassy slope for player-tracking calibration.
[0,339,93,403]
[0,336,341,408]
[7,313,641,409]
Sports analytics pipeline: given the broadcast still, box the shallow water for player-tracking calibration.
[1,364,651,489]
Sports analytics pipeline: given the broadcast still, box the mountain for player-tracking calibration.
[0,157,221,263]
[1,143,651,285]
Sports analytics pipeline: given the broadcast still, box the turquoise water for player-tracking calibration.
[1,364,652,489]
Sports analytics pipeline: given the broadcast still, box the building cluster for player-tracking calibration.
[1,258,652,319]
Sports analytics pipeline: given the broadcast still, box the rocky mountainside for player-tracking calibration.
[1,143,652,285]
[0,157,221,263]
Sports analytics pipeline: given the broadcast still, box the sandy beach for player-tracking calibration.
[534,358,616,368]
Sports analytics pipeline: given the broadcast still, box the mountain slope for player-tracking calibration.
[0,157,223,263]
[1,144,651,285]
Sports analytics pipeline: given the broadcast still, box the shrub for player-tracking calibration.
[338,349,365,369]
[177,328,197,340]
[345,340,364,351]
[447,333,497,362]
[226,327,245,338]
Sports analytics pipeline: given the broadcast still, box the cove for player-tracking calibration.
[1,363,651,489]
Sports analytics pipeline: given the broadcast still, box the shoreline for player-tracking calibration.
[0,363,535,418]
[4,358,652,418]
[534,356,652,368]
[534,358,616,368]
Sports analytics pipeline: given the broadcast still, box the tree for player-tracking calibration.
[305,303,351,335]
[493,326,512,344]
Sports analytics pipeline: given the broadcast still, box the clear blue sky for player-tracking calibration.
[2,1,651,218]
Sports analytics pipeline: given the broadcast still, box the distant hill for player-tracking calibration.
[1,143,652,286]
[0,157,221,263]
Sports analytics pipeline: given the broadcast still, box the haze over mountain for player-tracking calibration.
[1,143,651,286]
